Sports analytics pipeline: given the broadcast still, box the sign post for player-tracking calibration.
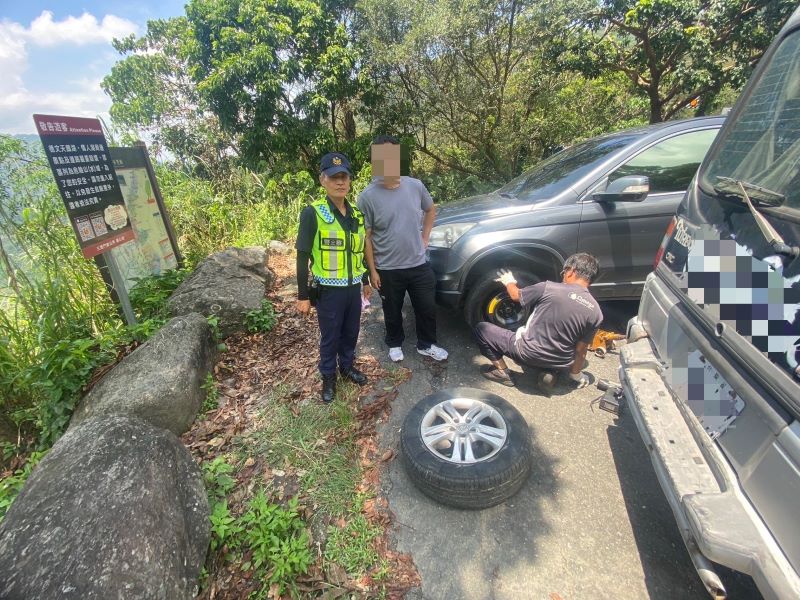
[104,250,137,326]
[33,113,138,325]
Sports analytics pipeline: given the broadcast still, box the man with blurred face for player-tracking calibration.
[357,135,448,363]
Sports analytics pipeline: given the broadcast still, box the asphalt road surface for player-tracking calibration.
[361,298,762,600]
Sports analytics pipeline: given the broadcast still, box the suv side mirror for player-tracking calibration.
[593,176,650,202]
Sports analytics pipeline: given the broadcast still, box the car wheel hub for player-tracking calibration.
[420,397,508,464]
[487,293,526,328]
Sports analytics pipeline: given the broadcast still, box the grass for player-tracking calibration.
[384,365,412,388]
[200,373,219,415]
[243,383,360,517]
[323,493,385,576]
[232,378,391,587]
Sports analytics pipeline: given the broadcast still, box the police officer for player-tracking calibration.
[296,152,372,403]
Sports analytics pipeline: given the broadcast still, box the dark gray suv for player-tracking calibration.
[428,116,724,328]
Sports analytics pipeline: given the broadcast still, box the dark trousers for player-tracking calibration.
[473,321,556,370]
[316,284,362,376]
[474,321,520,362]
[378,263,437,349]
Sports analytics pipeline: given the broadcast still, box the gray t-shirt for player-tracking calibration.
[514,281,603,369]
[357,176,433,270]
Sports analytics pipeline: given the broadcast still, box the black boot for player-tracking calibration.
[322,374,336,403]
[339,366,367,386]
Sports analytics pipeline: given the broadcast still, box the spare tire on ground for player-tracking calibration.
[400,387,532,510]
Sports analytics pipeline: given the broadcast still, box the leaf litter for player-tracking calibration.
[184,252,419,599]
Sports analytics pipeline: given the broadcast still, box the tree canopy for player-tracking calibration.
[102,0,794,191]
[568,0,797,123]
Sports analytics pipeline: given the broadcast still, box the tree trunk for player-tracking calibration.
[344,109,356,142]
[649,90,663,123]
[331,101,337,142]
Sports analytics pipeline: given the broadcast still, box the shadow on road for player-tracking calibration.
[607,416,764,599]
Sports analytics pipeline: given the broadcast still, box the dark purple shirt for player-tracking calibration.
[515,281,603,369]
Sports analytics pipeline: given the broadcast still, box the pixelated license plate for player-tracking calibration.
[686,349,745,439]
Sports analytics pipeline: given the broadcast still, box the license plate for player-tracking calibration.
[683,350,745,439]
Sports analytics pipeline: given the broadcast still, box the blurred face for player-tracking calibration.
[371,143,401,187]
[320,171,351,201]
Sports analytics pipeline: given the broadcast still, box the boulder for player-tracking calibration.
[167,246,273,337]
[0,415,210,600]
[268,240,292,255]
[70,313,214,435]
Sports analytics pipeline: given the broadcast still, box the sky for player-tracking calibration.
[0,1,188,135]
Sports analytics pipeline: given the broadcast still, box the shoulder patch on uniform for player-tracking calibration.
[312,201,335,224]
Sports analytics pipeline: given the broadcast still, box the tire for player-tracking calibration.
[400,388,532,510]
[463,269,540,330]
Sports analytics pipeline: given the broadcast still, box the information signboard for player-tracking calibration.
[33,114,134,258]
[104,146,180,292]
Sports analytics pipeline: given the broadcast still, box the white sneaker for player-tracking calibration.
[417,344,448,361]
[389,347,404,362]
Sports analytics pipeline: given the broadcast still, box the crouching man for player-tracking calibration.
[473,253,603,391]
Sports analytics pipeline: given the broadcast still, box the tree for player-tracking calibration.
[571,0,796,123]
[104,2,367,173]
[101,17,235,172]
[184,0,363,170]
[357,0,642,185]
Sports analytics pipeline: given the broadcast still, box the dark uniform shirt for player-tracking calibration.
[295,198,369,300]
[514,281,604,369]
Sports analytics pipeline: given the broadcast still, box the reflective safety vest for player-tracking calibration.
[310,198,367,286]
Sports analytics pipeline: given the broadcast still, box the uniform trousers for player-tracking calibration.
[316,284,362,376]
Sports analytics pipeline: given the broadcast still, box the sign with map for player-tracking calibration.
[104,146,180,292]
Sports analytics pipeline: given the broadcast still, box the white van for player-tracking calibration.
[620,7,800,600]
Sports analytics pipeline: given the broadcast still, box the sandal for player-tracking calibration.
[481,365,515,387]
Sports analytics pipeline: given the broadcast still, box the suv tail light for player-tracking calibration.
[654,217,677,269]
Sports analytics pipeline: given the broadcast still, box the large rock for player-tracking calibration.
[268,240,292,255]
[70,313,214,435]
[0,415,210,600]
[168,246,273,337]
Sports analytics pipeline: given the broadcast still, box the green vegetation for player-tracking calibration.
[200,373,220,415]
[323,493,384,577]
[246,385,360,516]
[0,140,191,450]
[203,456,313,597]
[0,450,46,524]
[240,493,312,596]
[567,0,796,123]
[1,136,123,450]
[229,383,389,586]
[245,299,277,333]
[102,0,793,194]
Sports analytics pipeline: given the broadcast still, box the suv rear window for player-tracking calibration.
[612,129,719,194]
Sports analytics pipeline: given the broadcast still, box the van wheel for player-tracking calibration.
[400,388,532,510]
[464,269,539,330]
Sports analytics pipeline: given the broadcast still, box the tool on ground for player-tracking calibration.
[589,329,626,357]
[593,378,624,415]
